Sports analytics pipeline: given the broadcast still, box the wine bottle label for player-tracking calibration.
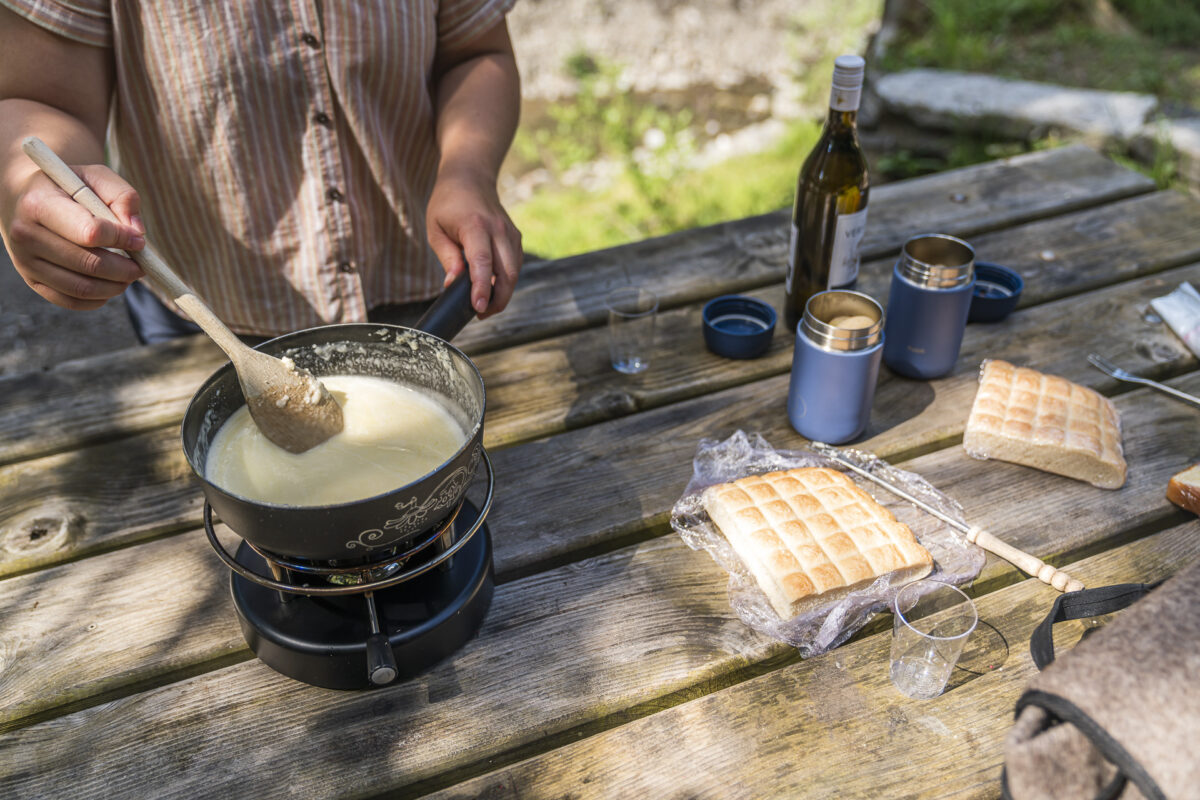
[827,206,869,288]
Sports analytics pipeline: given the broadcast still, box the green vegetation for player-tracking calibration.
[881,0,1200,106]
[507,0,885,260]
[506,0,1196,261]
[511,115,821,258]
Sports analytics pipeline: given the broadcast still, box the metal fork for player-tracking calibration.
[1087,353,1200,410]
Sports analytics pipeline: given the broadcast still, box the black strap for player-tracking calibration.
[1030,582,1162,671]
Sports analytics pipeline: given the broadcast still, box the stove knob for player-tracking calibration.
[366,633,399,685]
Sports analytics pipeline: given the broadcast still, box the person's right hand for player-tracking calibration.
[3,164,145,310]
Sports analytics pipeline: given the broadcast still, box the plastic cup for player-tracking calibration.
[606,287,658,374]
[889,579,978,699]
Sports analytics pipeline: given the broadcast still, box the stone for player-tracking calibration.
[1132,118,1200,186]
[874,69,1159,145]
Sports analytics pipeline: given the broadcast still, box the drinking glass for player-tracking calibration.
[606,287,658,374]
[889,579,978,699]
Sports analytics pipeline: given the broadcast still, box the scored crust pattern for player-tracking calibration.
[702,467,933,619]
[963,359,1125,489]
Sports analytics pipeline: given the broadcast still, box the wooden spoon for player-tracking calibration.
[22,136,344,453]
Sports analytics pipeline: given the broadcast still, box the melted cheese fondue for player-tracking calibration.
[205,374,468,506]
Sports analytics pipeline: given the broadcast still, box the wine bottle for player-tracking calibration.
[784,54,870,332]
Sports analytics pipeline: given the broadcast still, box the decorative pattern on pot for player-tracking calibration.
[347,445,485,551]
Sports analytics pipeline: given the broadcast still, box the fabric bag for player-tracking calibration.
[1002,557,1200,800]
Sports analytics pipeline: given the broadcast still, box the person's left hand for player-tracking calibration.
[426,167,522,319]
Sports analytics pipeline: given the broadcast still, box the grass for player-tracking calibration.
[505,0,1197,261]
[880,0,1200,107]
[511,120,821,259]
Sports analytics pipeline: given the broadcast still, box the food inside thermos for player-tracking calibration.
[205,374,468,506]
[828,314,875,329]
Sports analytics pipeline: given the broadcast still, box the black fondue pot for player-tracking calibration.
[181,276,485,563]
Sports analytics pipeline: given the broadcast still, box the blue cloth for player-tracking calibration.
[123,280,202,344]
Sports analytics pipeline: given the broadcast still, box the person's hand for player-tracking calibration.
[2,164,145,310]
[425,166,522,319]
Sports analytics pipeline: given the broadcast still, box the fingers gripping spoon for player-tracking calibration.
[23,136,344,453]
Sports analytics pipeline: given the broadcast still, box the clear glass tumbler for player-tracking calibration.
[606,287,658,374]
[889,579,978,699]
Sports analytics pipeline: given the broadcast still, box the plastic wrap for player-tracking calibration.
[670,430,986,656]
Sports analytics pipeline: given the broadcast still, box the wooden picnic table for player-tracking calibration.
[2,143,1199,799]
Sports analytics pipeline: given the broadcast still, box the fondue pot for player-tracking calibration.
[180,275,497,690]
[181,276,485,563]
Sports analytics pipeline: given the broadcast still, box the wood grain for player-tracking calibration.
[428,522,1200,800]
[0,145,1153,468]
[3,257,1198,582]
[459,144,1154,353]
[0,149,1185,800]
[0,369,1194,759]
[481,189,1200,448]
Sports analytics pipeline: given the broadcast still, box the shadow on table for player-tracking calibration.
[947,619,1010,692]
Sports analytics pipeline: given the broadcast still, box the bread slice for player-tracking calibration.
[1167,463,1200,514]
[701,467,933,619]
[963,359,1126,489]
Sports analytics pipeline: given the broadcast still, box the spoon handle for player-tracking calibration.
[21,136,247,359]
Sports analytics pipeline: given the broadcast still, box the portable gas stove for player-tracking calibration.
[203,463,494,691]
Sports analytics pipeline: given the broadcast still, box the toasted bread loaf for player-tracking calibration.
[963,360,1126,489]
[701,467,933,619]
[1167,463,1200,515]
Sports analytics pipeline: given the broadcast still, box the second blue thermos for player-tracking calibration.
[883,234,976,379]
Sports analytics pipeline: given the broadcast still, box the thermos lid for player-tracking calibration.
[702,295,777,359]
[801,290,884,352]
[968,262,1024,322]
[897,233,975,289]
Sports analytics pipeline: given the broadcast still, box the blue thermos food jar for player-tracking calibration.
[787,290,884,444]
[883,234,976,379]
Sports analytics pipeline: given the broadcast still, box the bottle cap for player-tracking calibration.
[830,54,866,111]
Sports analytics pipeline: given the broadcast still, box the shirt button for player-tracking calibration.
[338,261,356,273]
[326,188,344,202]
[313,111,333,127]
[301,32,321,48]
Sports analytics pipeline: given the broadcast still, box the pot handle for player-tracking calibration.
[417,270,480,341]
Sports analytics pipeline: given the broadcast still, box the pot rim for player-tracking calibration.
[181,322,487,512]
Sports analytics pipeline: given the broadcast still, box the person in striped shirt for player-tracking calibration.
[0,0,524,343]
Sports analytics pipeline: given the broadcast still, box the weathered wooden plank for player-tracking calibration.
[482,189,1200,448]
[3,256,1197,580]
[0,512,1190,799]
[1,365,1193,761]
[0,528,247,730]
[462,144,1154,352]
[0,145,1152,468]
[456,264,1200,581]
[428,522,1200,800]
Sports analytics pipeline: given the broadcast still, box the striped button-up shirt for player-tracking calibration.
[2,0,515,335]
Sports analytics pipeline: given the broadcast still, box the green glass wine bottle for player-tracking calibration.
[784,54,870,333]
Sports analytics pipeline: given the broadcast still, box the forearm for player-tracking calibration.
[432,32,520,184]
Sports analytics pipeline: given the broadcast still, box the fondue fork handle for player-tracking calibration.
[963,526,1085,593]
[811,442,1086,593]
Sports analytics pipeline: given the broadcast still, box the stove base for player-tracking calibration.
[230,504,493,690]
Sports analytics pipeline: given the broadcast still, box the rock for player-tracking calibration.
[874,69,1158,145]
[1132,117,1200,187]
